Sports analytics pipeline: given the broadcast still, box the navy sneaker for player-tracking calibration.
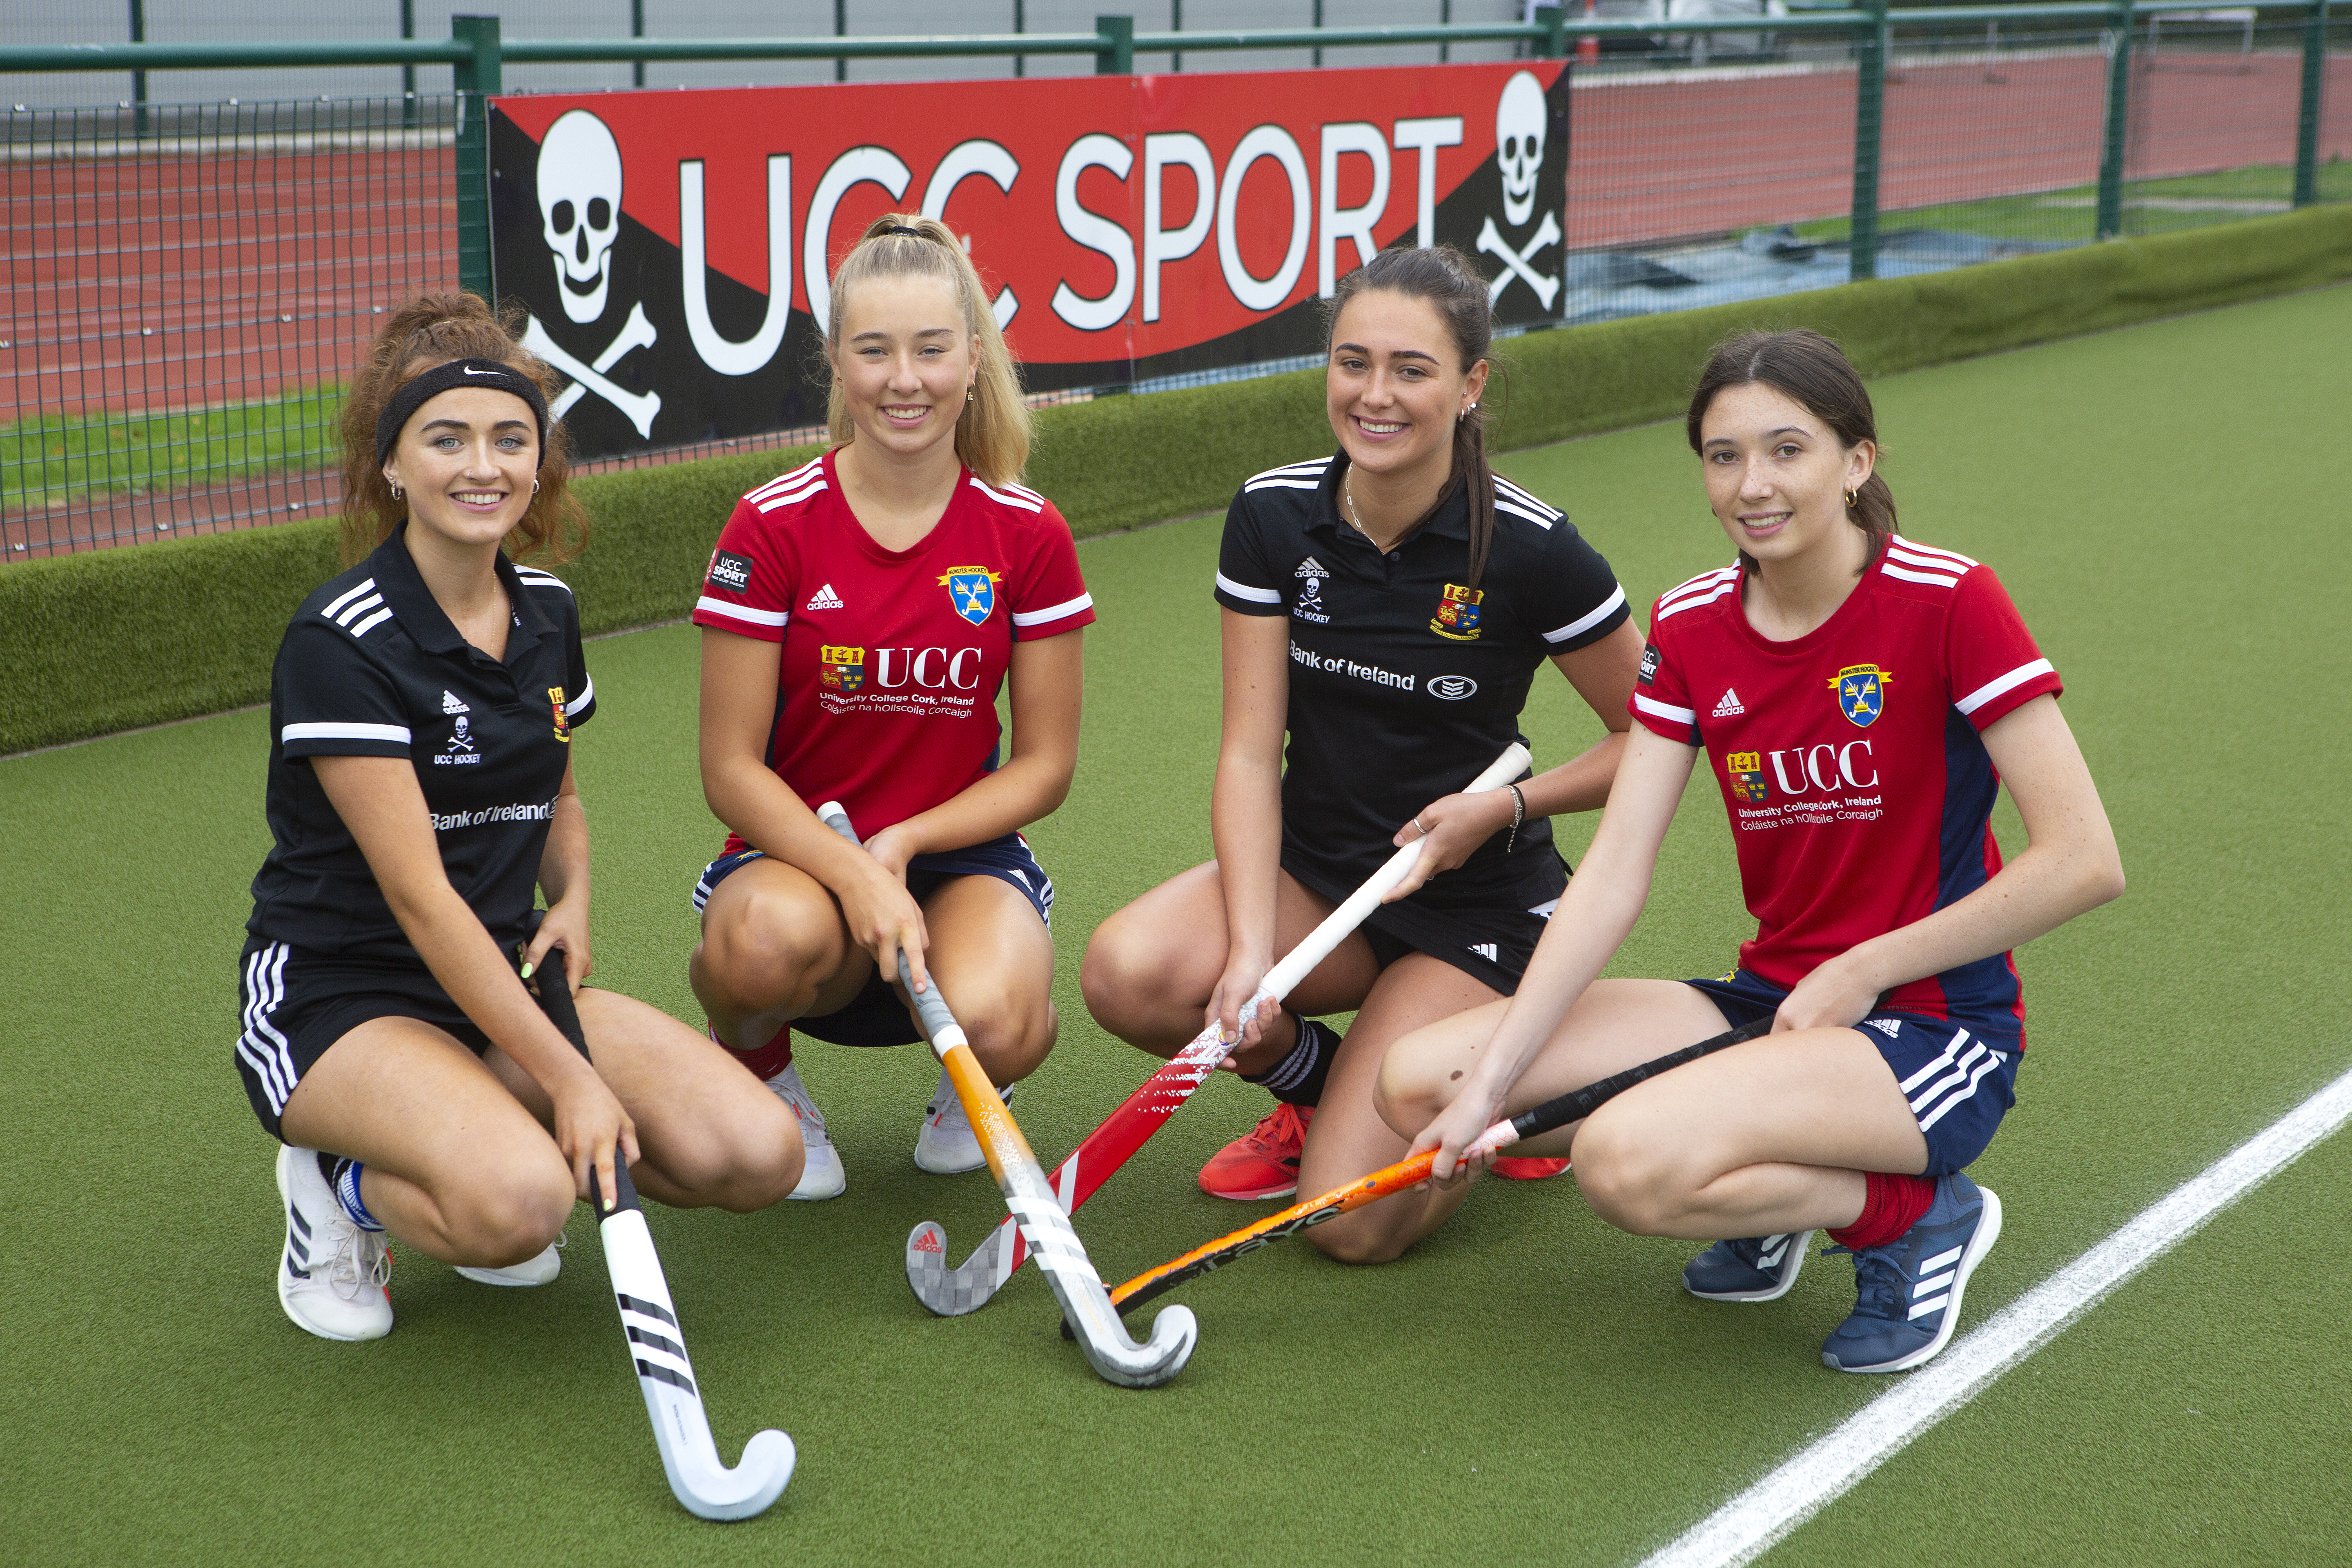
[1820,1172,2003,1374]
[1682,1231,1813,1302]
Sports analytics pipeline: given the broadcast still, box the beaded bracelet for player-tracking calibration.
[1506,782,1526,853]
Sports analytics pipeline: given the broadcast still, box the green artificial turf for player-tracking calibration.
[1,283,2345,1566]
[0,383,346,511]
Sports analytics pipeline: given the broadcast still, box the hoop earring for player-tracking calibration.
[532,478,541,495]
[1844,487,1859,509]
[389,481,403,500]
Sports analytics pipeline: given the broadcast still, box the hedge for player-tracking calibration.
[6,203,2349,755]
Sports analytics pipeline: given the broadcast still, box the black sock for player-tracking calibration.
[1241,1013,1335,1108]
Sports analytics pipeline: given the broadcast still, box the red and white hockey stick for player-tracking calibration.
[905,741,1532,1317]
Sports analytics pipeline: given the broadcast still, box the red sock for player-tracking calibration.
[714,1022,793,1081]
[1828,1172,1937,1250]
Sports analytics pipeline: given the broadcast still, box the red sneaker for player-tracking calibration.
[1493,1156,1571,1180]
[1198,1103,1315,1200]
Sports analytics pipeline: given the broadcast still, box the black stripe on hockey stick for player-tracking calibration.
[636,1360,699,1396]
[617,1292,679,1327]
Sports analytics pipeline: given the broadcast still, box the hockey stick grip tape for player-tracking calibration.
[1495,1016,1775,1149]
[528,956,644,1216]
[811,803,968,1051]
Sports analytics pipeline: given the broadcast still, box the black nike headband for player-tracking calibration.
[374,357,551,470]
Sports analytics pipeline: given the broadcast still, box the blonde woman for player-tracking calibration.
[688,216,1092,1198]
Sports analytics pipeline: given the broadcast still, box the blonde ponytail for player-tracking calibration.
[824,214,1031,486]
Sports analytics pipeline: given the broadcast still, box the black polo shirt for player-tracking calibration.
[246,523,596,962]
[1212,453,1630,912]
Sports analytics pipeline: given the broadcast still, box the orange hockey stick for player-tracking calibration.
[1088,1018,1773,1325]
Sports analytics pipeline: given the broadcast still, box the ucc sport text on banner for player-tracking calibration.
[489,62,1568,459]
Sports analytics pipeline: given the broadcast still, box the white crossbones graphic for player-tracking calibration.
[1478,211,1563,311]
[521,302,662,439]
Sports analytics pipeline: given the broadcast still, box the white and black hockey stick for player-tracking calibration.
[532,964,795,1520]
[905,742,1534,1317]
[817,802,1197,1388]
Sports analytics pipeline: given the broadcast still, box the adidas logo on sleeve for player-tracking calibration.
[441,691,471,714]
[1712,688,1745,717]
[804,584,845,611]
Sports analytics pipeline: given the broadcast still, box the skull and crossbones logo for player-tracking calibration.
[519,109,664,440]
[1477,71,1561,311]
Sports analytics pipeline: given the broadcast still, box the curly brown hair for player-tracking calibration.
[338,292,588,566]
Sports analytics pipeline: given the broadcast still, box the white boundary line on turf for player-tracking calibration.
[1641,1062,2352,1568]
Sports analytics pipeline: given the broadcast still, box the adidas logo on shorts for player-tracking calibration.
[804,583,844,611]
[1468,942,1500,962]
[1866,1017,1902,1039]
[1712,688,1745,717]
[441,690,470,714]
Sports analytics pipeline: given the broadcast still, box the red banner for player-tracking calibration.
[491,62,1567,457]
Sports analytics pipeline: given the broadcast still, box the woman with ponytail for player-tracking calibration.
[239,293,801,1343]
[1381,329,2124,1374]
[690,216,1094,1199]
[1081,246,1643,1261]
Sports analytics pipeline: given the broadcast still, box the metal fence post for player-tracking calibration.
[1536,0,1568,58]
[2096,0,2134,238]
[631,0,645,89]
[1849,0,1887,282]
[2294,0,2331,205]
[452,15,502,305]
[1096,14,1135,74]
[401,0,417,129]
[129,0,147,138]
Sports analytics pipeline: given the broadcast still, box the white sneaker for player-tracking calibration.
[913,1067,1011,1175]
[768,1063,845,1200]
[276,1145,392,1342]
[456,1232,564,1287]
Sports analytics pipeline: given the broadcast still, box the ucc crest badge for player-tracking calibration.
[1727,750,1769,803]
[940,566,1002,626]
[819,645,866,693]
[1430,583,1483,641]
[548,686,572,742]
[1831,664,1892,727]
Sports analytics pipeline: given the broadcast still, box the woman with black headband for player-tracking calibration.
[237,294,801,1342]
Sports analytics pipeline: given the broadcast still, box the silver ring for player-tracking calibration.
[1413,816,1430,836]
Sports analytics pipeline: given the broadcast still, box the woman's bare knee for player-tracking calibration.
[1570,1111,1689,1235]
[1079,913,1179,1039]
[441,1151,574,1265]
[700,895,839,1014]
[1305,1210,1414,1267]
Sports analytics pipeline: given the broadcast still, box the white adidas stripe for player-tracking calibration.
[1012,592,1093,628]
[331,592,384,629]
[1494,497,1558,529]
[1956,659,2057,717]
[1634,693,1697,727]
[1658,566,1739,608]
[754,479,826,514]
[1544,583,1627,645]
[282,721,411,745]
[1890,535,1978,569]
[745,457,822,502]
[696,596,788,628]
[1215,572,1282,605]
[1641,1059,2352,1568]
[969,475,1046,513]
[321,579,377,619]
[1882,563,1967,588]
[564,675,595,716]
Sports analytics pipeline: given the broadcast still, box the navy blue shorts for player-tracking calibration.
[691,832,1054,1048]
[1684,969,2022,1178]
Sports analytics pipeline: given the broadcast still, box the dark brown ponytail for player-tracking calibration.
[1685,328,1894,574]
[1326,245,1499,590]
